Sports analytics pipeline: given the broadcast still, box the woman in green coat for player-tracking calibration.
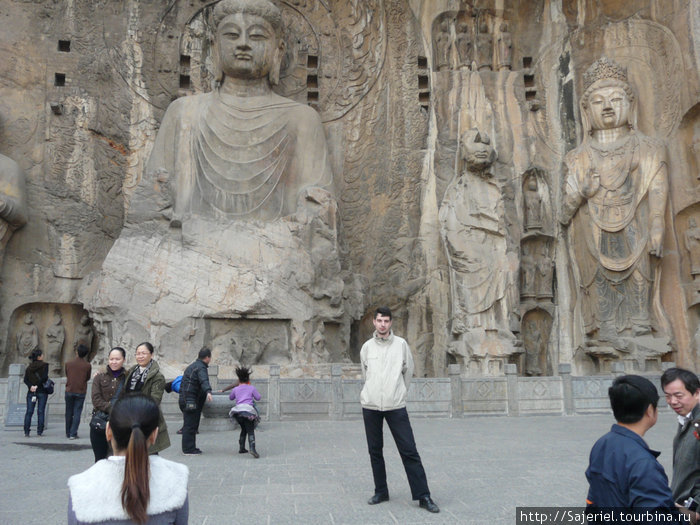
[123,342,171,454]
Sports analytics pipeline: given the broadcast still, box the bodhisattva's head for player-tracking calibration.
[461,128,496,173]
[580,57,636,135]
[213,0,285,86]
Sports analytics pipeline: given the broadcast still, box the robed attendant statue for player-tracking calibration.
[561,57,669,349]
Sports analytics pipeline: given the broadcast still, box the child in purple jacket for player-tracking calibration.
[229,367,261,458]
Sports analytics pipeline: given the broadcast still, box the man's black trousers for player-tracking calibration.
[362,407,430,500]
[180,400,203,453]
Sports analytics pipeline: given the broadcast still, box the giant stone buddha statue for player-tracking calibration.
[82,0,351,369]
[131,0,333,225]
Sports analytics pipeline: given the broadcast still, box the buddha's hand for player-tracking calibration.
[581,169,600,199]
[649,218,664,257]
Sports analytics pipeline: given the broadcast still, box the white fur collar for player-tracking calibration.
[67,456,189,522]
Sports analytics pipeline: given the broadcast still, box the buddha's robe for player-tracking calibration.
[144,89,333,223]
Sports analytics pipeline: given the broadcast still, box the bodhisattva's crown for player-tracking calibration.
[583,57,628,92]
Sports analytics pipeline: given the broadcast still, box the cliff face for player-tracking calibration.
[0,0,699,378]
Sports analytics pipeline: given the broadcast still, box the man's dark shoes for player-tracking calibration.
[367,494,389,505]
[419,496,439,513]
[183,449,202,455]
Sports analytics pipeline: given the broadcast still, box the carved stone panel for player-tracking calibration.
[206,318,291,378]
[2,303,94,376]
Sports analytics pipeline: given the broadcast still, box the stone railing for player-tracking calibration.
[2,362,674,428]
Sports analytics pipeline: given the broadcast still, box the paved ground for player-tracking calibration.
[0,410,681,524]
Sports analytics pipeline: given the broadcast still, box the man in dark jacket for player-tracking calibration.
[586,375,682,523]
[179,347,213,455]
[65,344,92,439]
[661,367,700,519]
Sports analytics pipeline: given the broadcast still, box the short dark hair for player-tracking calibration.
[236,366,252,383]
[77,344,90,359]
[375,306,392,319]
[136,342,154,354]
[609,375,659,424]
[198,347,212,360]
[29,348,43,362]
[660,367,700,395]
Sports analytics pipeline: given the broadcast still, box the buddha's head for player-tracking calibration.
[213,0,285,86]
[460,128,496,173]
[580,57,636,134]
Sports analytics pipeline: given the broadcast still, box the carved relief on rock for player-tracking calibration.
[494,23,512,72]
[2,304,93,375]
[0,153,28,273]
[475,22,492,71]
[74,314,94,351]
[160,0,386,122]
[520,310,553,377]
[439,128,518,371]
[16,312,39,358]
[45,310,65,376]
[560,57,670,358]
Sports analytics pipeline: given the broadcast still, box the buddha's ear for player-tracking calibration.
[628,94,638,130]
[212,37,223,87]
[269,40,285,86]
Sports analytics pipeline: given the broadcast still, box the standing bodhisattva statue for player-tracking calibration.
[561,57,669,346]
[135,0,333,224]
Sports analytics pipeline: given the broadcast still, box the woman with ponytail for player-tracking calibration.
[67,394,189,524]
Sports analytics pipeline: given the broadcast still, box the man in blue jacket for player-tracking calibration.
[586,374,683,522]
[179,347,213,455]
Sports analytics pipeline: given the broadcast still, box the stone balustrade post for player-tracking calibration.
[448,364,462,417]
[8,363,24,405]
[559,363,573,415]
[208,364,219,389]
[505,363,519,416]
[330,364,343,420]
[269,364,280,420]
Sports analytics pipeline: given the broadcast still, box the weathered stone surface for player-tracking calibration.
[1,1,700,377]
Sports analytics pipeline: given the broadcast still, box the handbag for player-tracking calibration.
[90,410,109,430]
[42,377,55,395]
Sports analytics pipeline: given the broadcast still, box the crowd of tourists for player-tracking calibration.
[20,306,700,524]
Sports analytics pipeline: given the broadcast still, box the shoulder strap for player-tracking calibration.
[110,378,125,406]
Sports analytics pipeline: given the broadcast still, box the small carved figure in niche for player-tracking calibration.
[45,310,66,376]
[523,176,543,231]
[494,23,512,71]
[0,153,28,272]
[17,312,39,358]
[561,57,669,344]
[434,18,452,71]
[475,22,492,71]
[132,0,334,225]
[685,217,700,277]
[520,245,536,299]
[535,244,554,299]
[522,320,542,376]
[311,326,330,362]
[439,128,514,336]
[74,314,94,351]
[455,21,472,70]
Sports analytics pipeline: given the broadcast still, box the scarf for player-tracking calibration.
[128,360,153,392]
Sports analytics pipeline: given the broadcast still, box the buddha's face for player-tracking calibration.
[461,130,495,172]
[586,85,630,131]
[217,12,281,81]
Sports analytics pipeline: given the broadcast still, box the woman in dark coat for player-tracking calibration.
[89,346,127,462]
[124,342,170,454]
[23,348,49,437]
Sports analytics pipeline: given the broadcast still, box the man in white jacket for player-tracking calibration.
[360,306,439,513]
